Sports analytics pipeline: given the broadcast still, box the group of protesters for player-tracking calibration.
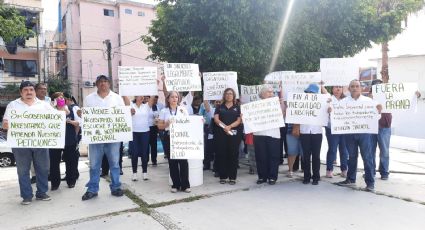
[3,72,421,205]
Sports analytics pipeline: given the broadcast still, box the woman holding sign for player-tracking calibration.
[252,86,281,185]
[49,92,79,190]
[214,88,242,185]
[130,96,155,181]
[300,84,324,185]
[157,91,191,193]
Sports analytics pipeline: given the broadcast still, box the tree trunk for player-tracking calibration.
[381,41,389,83]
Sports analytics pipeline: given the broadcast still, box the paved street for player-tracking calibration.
[0,146,424,230]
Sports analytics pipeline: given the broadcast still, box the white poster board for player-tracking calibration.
[282,72,321,100]
[264,71,295,81]
[164,63,201,92]
[372,82,418,113]
[285,93,329,126]
[7,109,66,148]
[240,84,264,104]
[331,101,379,134]
[320,58,359,86]
[264,80,281,97]
[81,106,133,144]
[170,116,204,159]
[241,97,285,133]
[118,66,158,96]
[203,71,239,100]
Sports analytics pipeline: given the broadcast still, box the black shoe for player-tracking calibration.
[68,184,75,188]
[256,179,266,184]
[228,180,236,185]
[219,179,227,184]
[120,169,124,175]
[82,192,98,201]
[336,180,355,187]
[268,179,276,185]
[51,185,59,191]
[100,173,108,178]
[111,189,124,197]
[312,180,319,185]
[302,180,310,184]
[35,194,51,201]
[31,176,36,184]
[152,162,157,167]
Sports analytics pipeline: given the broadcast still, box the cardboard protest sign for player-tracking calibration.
[320,58,359,86]
[118,66,158,96]
[281,72,321,100]
[81,106,133,144]
[7,109,66,148]
[372,82,418,113]
[240,84,264,104]
[164,63,201,92]
[264,71,295,81]
[285,93,329,126]
[241,97,285,133]
[170,116,204,159]
[330,101,379,134]
[203,72,239,100]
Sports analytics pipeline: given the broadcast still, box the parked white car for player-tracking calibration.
[0,131,14,167]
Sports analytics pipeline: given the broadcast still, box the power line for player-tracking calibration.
[113,36,143,49]
[113,51,161,64]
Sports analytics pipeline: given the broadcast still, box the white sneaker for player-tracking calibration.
[183,188,191,193]
[170,188,178,193]
[143,173,148,180]
[132,173,138,181]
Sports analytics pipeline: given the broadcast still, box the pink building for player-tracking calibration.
[58,0,161,105]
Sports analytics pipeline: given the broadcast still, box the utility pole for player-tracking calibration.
[104,39,113,91]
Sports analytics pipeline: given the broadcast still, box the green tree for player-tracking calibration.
[0,4,32,43]
[143,0,424,85]
[360,0,424,83]
[47,74,73,97]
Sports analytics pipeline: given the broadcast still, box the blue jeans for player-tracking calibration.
[86,142,121,193]
[12,148,49,199]
[325,127,348,171]
[371,128,391,177]
[344,134,375,187]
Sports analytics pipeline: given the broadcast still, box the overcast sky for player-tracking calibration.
[42,1,425,67]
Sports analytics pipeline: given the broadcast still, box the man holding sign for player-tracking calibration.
[2,81,54,205]
[335,79,382,192]
[82,75,126,201]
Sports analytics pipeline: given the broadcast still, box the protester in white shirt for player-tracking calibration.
[157,91,191,193]
[300,83,325,185]
[82,75,125,201]
[3,81,53,205]
[130,96,154,181]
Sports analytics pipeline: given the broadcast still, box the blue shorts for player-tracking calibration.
[286,134,303,156]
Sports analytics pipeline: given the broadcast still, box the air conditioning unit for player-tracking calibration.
[84,81,95,88]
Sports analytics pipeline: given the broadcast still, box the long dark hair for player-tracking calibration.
[222,88,237,105]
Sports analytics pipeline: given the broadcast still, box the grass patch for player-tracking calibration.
[149,195,206,209]
[123,189,152,215]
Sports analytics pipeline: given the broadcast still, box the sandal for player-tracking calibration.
[219,179,226,184]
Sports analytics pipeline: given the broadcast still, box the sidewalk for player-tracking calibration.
[0,146,424,229]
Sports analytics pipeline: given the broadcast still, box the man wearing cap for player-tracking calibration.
[82,75,125,201]
[337,79,381,192]
[2,81,53,205]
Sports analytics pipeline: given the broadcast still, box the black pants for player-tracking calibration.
[148,126,158,164]
[62,144,78,185]
[163,133,190,190]
[49,149,62,188]
[254,136,280,181]
[214,131,241,180]
[279,127,287,162]
[102,142,123,175]
[300,134,323,182]
[203,125,213,169]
